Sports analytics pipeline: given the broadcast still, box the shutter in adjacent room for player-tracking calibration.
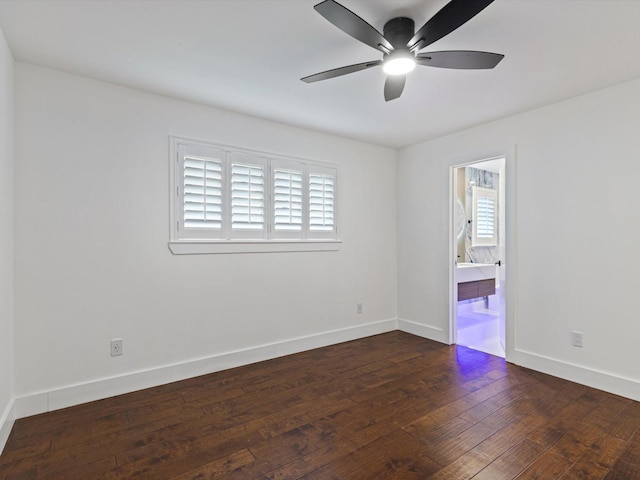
[472,186,498,246]
[476,196,495,238]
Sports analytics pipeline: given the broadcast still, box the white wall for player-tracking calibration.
[14,63,397,411]
[11,50,640,425]
[0,27,15,449]
[398,77,640,400]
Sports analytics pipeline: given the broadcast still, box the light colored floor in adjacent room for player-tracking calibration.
[457,302,505,357]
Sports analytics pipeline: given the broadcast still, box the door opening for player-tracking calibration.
[451,157,506,358]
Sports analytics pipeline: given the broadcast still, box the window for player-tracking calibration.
[169,137,339,253]
[472,186,498,246]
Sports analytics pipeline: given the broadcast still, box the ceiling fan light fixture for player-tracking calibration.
[383,50,416,76]
[304,0,503,100]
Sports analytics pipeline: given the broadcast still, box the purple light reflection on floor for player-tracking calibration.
[457,298,504,358]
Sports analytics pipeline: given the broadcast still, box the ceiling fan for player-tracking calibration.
[301,0,504,101]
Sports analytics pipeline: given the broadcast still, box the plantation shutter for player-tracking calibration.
[172,138,338,244]
[229,153,267,238]
[273,168,303,231]
[309,169,335,236]
[476,197,495,238]
[177,143,225,239]
[472,186,498,246]
[183,157,223,229]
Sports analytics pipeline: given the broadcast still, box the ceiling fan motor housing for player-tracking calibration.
[383,17,415,49]
[303,0,503,101]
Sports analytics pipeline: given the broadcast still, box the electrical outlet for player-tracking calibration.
[571,331,583,348]
[111,338,123,356]
[356,302,363,314]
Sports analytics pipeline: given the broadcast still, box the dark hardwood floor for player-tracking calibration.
[2,331,640,479]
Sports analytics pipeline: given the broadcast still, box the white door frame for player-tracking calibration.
[448,150,517,361]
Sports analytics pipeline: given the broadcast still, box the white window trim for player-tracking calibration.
[169,136,341,254]
[168,240,341,255]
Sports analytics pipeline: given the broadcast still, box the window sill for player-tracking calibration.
[168,240,342,255]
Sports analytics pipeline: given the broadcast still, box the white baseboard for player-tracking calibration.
[398,318,448,344]
[0,396,16,455]
[511,348,640,402]
[7,320,639,454]
[397,318,640,401]
[12,319,398,420]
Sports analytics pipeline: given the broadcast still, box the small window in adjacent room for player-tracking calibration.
[472,186,498,246]
[169,137,340,254]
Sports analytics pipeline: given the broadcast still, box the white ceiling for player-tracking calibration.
[1,0,640,148]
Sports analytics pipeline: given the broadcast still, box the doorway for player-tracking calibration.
[451,157,506,357]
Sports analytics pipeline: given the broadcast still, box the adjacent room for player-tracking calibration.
[1,0,640,478]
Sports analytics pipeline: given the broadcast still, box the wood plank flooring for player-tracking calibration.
[2,331,640,479]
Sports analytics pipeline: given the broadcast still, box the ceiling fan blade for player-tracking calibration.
[408,0,495,51]
[314,0,394,54]
[301,60,382,83]
[416,51,504,69]
[384,75,406,102]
